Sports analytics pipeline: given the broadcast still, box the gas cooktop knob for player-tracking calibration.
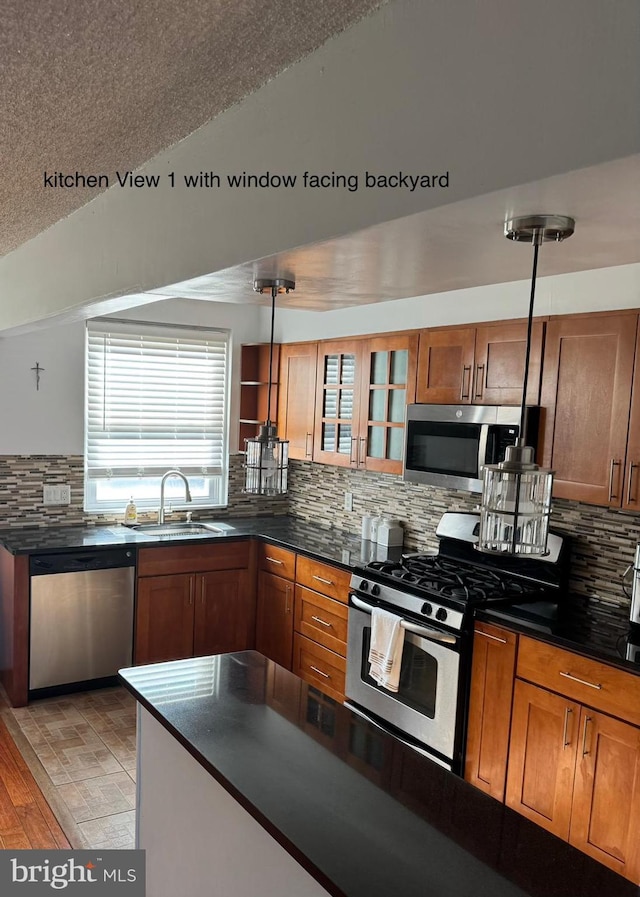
[371,584,380,597]
[436,607,448,622]
[421,602,433,616]
[359,579,369,591]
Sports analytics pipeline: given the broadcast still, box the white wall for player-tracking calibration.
[0,0,638,330]
[268,263,640,342]
[0,299,261,455]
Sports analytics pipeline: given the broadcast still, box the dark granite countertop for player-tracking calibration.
[120,651,636,897]
[0,515,398,569]
[477,592,640,675]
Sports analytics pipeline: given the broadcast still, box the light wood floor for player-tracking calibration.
[0,715,71,849]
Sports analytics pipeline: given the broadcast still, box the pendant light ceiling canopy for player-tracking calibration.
[478,214,575,556]
[243,277,295,496]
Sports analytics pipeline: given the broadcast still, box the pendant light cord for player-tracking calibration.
[519,236,541,444]
[266,285,276,425]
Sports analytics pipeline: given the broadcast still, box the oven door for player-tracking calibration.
[346,600,461,765]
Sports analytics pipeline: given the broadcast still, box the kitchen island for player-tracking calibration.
[119,652,636,897]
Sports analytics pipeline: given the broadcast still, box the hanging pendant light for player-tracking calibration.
[244,277,294,495]
[478,215,575,555]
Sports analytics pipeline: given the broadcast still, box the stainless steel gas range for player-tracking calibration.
[345,512,569,773]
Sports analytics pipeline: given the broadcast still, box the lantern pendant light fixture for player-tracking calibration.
[243,277,294,495]
[478,215,575,556]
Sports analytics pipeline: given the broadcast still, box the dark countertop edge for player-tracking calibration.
[0,519,360,573]
[120,658,345,897]
[476,605,640,677]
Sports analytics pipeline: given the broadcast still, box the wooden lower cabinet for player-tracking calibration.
[135,574,196,665]
[193,569,254,657]
[255,571,294,669]
[464,623,517,800]
[505,680,579,840]
[569,708,640,881]
[135,543,255,666]
[292,634,346,704]
[506,678,640,883]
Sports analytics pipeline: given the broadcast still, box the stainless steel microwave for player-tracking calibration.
[403,404,540,492]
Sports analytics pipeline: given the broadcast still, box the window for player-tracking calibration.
[85,318,230,513]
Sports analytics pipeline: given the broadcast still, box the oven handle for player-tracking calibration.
[349,594,458,645]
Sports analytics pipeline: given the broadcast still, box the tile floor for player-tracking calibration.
[5,687,137,849]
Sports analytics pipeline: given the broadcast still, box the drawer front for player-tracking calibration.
[296,556,350,604]
[258,543,296,581]
[517,635,640,726]
[138,540,250,577]
[294,585,348,657]
[293,634,346,703]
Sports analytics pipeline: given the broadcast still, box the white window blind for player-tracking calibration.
[85,319,230,484]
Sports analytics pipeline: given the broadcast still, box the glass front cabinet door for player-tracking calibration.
[313,334,417,473]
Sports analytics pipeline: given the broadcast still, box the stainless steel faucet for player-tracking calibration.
[159,470,192,524]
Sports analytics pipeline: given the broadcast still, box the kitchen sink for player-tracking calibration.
[129,522,233,537]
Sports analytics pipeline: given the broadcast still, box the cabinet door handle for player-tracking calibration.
[562,707,573,748]
[627,461,639,504]
[305,432,312,457]
[460,365,472,400]
[188,575,195,605]
[310,665,331,679]
[311,615,333,628]
[609,458,621,500]
[265,556,284,566]
[285,584,291,614]
[474,364,485,399]
[475,630,507,644]
[313,575,334,586]
[559,671,602,690]
[350,437,358,465]
[581,715,593,756]
[359,436,367,467]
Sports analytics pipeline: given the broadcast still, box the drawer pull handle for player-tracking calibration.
[559,671,602,690]
[562,707,573,748]
[309,665,331,679]
[311,615,333,628]
[265,556,284,565]
[313,575,334,586]
[582,715,593,756]
[476,630,507,644]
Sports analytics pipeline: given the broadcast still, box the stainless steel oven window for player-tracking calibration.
[346,607,460,762]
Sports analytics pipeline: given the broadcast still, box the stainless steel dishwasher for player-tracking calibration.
[29,548,135,691]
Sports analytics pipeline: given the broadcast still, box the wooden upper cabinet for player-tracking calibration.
[359,333,418,474]
[474,321,544,405]
[540,313,637,506]
[279,343,318,461]
[311,333,417,471]
[417,321,544,406]
[623,325,640,510]
[464,623,517,801]
[416,328,475,403]
[313,339,364,467]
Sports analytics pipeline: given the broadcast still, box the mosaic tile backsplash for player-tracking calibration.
[0,454,638,608]
[286,459,640,609]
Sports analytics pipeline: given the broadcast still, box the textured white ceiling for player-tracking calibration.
[0,0,387,257]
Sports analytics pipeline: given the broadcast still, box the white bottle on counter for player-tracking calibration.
[361,515,374,540]
[369,516,382,542]
[376,518,403,547]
